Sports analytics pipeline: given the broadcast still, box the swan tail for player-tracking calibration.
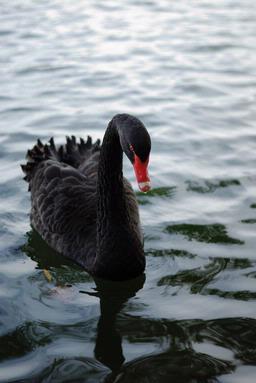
[21,136,101,186]
[21,139,52,187]
[63,135,101,167]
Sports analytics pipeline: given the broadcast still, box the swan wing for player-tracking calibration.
[24,157,97,268]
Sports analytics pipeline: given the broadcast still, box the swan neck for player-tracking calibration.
[96,119,127,235]
[97,119,124,210]
[94,119,145,280]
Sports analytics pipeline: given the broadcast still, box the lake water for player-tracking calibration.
[0,0,256,382]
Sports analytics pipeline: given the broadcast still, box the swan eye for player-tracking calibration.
[129,144,134,153]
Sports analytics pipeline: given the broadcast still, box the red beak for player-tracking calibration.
[133,154,151,193]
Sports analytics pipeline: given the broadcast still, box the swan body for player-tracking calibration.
[22,114,151,280]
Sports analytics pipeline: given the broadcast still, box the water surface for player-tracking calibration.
[0,0,256,382]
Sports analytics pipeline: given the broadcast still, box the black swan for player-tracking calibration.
[22,114,151,280]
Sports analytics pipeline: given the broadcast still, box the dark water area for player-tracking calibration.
[0,0,256,382]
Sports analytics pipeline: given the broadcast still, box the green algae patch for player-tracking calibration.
[241,218,256,224]
[146,248,196,258]
[137,186,176,197]
[165,223,244,245]
[186,179,240,194]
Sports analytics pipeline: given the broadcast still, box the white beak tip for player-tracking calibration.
[138,181,151,193]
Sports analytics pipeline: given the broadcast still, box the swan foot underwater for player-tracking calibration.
[21,114,151,281]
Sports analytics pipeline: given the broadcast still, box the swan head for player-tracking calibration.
[114,114,151,193]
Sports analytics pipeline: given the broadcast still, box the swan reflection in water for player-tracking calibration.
[91,275,145,376]
[19,230,246,383]
[23,229,146,381]
[88,280,234,383]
